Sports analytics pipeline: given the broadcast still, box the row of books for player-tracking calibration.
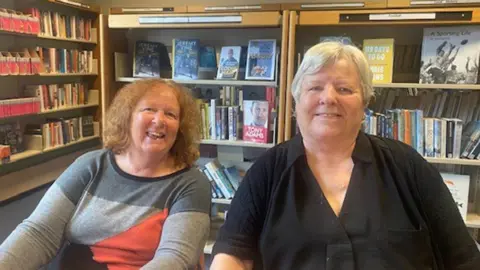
[40,47,94,74]
[24,83,90,111]
[0,8,40,35]
[364,109,480,160]
[0,47,95,75]
[371,88,480,123]
[0,49,42,75]
[24,115,95,150]
[321,25,480,85]
[199,159,242,199]
[0,97,41,118]
[26,8,93,41]
[133,39,277,81]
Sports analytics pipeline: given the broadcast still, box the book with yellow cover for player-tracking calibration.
[363,38,394,83]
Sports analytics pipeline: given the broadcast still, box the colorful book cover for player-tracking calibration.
[243,100,269,143]
[217,46,241,80]
[440,173,470,222]
[363,38,395,83]
[199,46,217,69]
[319,36,352,45]
[172,39,199,80]
[245,39,276,81]
[133,41,170,78]
[420,26,480,84]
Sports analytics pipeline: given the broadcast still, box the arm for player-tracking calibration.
[211,153,272,270]
[142,169,211,270]
[409,150,480,269]
[0,151,97,269]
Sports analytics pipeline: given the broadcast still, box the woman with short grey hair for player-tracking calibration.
[210,41,480,269]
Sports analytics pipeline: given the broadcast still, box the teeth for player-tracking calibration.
[147,132,165,139]
[316,113,339,117]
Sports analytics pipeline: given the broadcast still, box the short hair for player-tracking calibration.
[291,41,374,106]
[103,79,201,167]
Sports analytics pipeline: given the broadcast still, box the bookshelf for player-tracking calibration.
[284,5,480,235]
[0,0,106,200]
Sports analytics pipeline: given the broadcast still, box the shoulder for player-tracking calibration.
[175,167,210,187]
[366,134,432,173]
[168,167,211,215]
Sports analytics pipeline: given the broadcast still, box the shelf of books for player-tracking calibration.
[108,4,289,148]
[285,5,480,231]
[0,0,104,195]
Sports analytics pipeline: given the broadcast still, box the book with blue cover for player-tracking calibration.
[172,39,199,80]
[245,39,276,81]
[199,46,217,69]
[217,46,241,80]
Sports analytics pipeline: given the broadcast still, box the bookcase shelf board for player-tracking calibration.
[201,139,275,149]
[0,135,101,177]
[373,83,480,90]
[281,0,387,10]
[424,158,480,166]
[0,103,99,123]
[108,11,282,29]
[297,7,480,26]
[467,213,480,228]
[115,76,279,87]
[0,29,98,44]
[47,0,101,13]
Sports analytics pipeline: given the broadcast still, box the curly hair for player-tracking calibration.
[103,79,201,167]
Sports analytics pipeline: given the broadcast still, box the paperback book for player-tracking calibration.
[245,39,276,81]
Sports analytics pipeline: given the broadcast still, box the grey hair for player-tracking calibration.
[291,41,374,106]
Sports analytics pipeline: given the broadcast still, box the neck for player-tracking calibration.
[115,149,178,178]
[303,135,356,164]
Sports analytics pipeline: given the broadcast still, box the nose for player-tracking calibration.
[319,84,337,105]
[153,111,166,126]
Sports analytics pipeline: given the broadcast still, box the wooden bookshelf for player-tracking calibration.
[425,157,480,166]
[0,29,97,44]
[373,83,480,90]
[5,135,100,165]
[467,213,480,228]
[116,77,278,87]
[47,0,101,13]
[201,139,275,149]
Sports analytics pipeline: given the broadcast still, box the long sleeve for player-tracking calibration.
[142,169,211,270]
[409,150,480,269]
[141,212,210,270]
[0,151,97,270]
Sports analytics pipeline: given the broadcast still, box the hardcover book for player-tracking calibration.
[243,100,269,143]
[440,173,470,222]
[133,41,171,78]
[363,38,394,83]
[420,26,480,84]
[172,39,199,80]
[245,39,276,81]
[217,46,241,80]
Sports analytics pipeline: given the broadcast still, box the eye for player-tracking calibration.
[338,87,353,94]
[166,112,178,119]
[142,107,155,112]
[308,86,322,91]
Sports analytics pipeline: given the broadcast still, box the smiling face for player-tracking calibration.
[128,86,180,157]
[251,101,269,127]
[296,58,364,143]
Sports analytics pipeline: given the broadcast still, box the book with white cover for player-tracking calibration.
[440,173,470,222]
[420,26,480,84]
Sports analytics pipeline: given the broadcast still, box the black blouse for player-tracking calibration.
[212,132,480,270]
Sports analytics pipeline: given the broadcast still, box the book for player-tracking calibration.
[216,46,241,80]
[420,26,480,84]
[243,100,269,143]
[440,173,470,222]
[172,39,199,80]
[245,39,276,81]
[133,41,171,78]
[363,38,395,83]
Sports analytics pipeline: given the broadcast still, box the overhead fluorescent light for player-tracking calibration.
[138,16,188,24]
[205,5,262,11]
[369,13,436,20]
[301,3,364,8]
[188,15,242,23]
[122,8,174,12]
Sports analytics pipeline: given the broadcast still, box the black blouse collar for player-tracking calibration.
[286,131,374,169]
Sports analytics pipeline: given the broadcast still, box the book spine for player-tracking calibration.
[453,120,463,159]
[424,118,434,157]
[416,110,424,156]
